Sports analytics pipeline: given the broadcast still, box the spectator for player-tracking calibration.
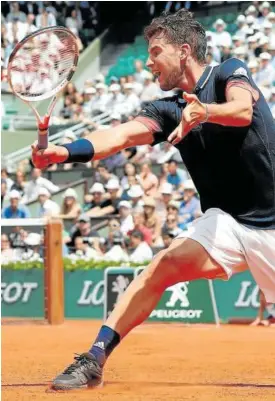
[179,180,201,230]
[166,200,181,219]
[134,59,149,84]
[8,226,28,249]
[59,188,82,220]
[2,190,30,219]
[22,168,59,203]
[255,52,275,88]
[1,179,8,208]
[10,169,26,197]
[248,60,259,81]
[84,182,106,215]
[161,228,177,249]
[35,7,56,29]
[91,83,109,114]
[103,179,122,215]
[128,210,152,245]
[95,163,118,185]
[212,19,232,48]
[121,175,140,200]
[129,230,153,264]
[163,213,183,236]
[1,168,14,192]
[122,83,140,115]
[235,15,248,41]
[139,161,159,196]
[7,3,26,23]
[166,160,188,189]
[69,236,101,261]
[120,162,140,190]
[21,233,42,262]
[126,75,143,96]
[140,72,161,102]
[82,87,97,117]
[65,9,83,36]
[1,234,16,264]
[143,197,162,245]
[258,2,271,25]
[127,184,144,211]
[25,13,37,35]
[103,231,129,262]
[106,218,122,247]
[118,200,134,235]
[107,85,125,113]
[150,142,181,164]
[38,188,60,217]
[156,182,174,224]
[66,214,99,249]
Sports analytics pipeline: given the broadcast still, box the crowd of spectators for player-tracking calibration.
[1,1,101,85]
[1,2,275,265]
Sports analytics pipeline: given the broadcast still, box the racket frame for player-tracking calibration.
[7,26,79,149]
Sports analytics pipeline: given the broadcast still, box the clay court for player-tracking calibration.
[2,321,275,401]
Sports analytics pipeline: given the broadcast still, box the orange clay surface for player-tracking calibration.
[2,320,275,401]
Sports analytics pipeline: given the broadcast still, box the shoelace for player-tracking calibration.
[63,354,93,375]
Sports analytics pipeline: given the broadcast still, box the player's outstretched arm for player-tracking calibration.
[31,121,154,169]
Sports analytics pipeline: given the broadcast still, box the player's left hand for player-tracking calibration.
[168,92,207,145]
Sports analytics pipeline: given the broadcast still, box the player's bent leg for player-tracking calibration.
[51,238,224,390]
[106,237,225,337]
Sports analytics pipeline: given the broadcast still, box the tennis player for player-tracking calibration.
[32,9,275,390]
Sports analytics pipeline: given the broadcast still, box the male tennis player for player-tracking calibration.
[32,9,275,390]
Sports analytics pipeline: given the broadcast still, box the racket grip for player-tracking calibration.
[38,129,48,150]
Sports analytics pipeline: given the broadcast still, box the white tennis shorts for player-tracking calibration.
[177,208,275,303]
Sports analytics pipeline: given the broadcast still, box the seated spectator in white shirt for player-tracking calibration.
[134,59,149,85]
[122,83,141,115]
[140,72,161,102]
[65,9,83,36]
[107,84,125,113]
[82,87,97,117]
[129,230,153,264]
[118,200,134,235]
[20,233,42,262]
[36,7,56,29]
[257,2,271,25]
[255,52,275,87]
[103,231,129,262]
[248,60,259,82]
[127,75,143,96]
[213,19,232,48]
[262,21,275,43]
[91,83,109,115]
[38,188,60,217]
[127,185,144,212]
[206,43,220,64]
[69,236,101,262]
[2,190,31,219]
[1,168,14,192]
[235,15,248,41]
[22,168,59,203]
[1,234,17,264]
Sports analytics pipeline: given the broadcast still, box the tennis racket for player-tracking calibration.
[7,26,79,150]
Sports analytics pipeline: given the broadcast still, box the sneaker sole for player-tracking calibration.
[51,379,103,391]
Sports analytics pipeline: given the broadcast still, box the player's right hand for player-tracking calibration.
[31,141,69,169]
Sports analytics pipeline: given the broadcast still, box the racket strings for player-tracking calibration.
[9,30,77,99]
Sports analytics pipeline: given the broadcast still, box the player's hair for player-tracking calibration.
[144,9,207,64]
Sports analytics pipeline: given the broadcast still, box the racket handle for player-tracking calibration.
[38,129,48,150]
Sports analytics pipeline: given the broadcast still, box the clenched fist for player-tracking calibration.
[168,92,208,145]
[31,142,69,169]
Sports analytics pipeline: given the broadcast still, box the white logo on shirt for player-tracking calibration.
[233,67,249,79]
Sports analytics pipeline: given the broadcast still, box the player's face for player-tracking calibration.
[147,35,183,91]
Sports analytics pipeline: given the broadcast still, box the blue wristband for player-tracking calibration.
[61,138,94,163]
